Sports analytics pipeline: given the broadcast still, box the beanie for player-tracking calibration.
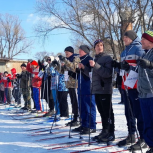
[64,46,74,53]
[142,30,153,43]
[4,71,8,74]
[31,60,38,66]
[79,45,90,54]
[20,63,27,67]
[94,39,103,48]
[124,30,137,41]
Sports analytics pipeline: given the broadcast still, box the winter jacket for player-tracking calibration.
[63,54,80,88]
[120,37,145,90]
[91,52,113,94]
[0,74,12,88]
[77,54,93,95]
[20,71,31,89]
[137,48,153,98]
[26,62,42,88]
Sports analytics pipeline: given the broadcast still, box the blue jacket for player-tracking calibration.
[78,54,93,95]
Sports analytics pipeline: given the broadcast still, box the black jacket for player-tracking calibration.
[92,52,113,94]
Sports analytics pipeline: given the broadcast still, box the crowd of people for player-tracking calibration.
[0,30,153,153]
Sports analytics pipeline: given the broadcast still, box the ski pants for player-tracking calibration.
[12,88,21,105]
[22,88,31,109]
[52,89,60,115]
[68,88,78,117]
[123,89,144,138]
[4,88,11,104]
[78,94,96,129]
[32,87,42,111]
[58,91,69,117]
[140,97,153,147]
[95,94,115,133]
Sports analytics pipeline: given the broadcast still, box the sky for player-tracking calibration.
[0,0,72,60]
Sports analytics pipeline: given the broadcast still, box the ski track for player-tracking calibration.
[0,88,148,153]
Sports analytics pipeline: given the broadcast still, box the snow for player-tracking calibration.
[0,88,148,153]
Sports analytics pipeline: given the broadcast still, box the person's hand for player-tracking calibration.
[7,77,11,82]
[137,58,153,69]
[58,55,66,61]
[16,74,22,78]
[89,60,95,67]
[78,63,85,69]
[121,61,130,71]
[112,60,121,69]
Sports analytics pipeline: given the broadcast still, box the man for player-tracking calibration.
[42,56,55,117]
[137,30,153,153]
[71,45,96,134]
[27,60,43,112]
[89,39,115,142]
[58,46,79,126]
[16,63,31,110]
[114,30,147,150]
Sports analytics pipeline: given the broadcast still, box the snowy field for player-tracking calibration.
[0,88,148,153]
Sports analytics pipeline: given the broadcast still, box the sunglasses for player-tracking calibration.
[47,59,51,61]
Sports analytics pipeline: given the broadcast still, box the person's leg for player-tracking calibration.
[58,91,68,117]
[140,98,153,148]
[68,88,78,120]
[52,89,60,115]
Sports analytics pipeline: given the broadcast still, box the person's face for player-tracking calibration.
[95,42,104,54]
[4,73,8,77]
[79,49,86,57]
[141,37,153,50]
[47,58,51,63]
[123,36,133,46]
[31,65,37,70]
[65,51,73,58]
[21,66,26,71]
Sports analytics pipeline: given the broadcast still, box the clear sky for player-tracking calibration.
[0,0,72,60]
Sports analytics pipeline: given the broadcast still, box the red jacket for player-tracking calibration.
[27,62,42,88]
[0,74,12,88]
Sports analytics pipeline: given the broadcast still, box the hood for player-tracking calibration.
[11,68,16,75]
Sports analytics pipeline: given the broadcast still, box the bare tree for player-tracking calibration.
[0,14,32,59]
[34,51,54,60]
[35,0,153,58]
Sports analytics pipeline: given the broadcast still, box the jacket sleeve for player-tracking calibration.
[64,56,80,72]
[93,56,113,78]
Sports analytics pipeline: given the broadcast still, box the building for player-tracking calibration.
[0,58,28,73]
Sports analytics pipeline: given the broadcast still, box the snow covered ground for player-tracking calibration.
[0,89,148,153]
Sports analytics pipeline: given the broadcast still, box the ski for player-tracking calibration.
[36,133,79,141]
[26,125,66,131]
[44,140,83,147]
[110,150,128,153]
[31,125,67,133]
[48,141,97,150]
[70,144,116,153]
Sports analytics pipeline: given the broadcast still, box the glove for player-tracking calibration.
[16,74,22,78]
[7,77,11,82]
[137,58,153,69]
[121,61,130,71]
[52,59,59,68]
[112,60,121,69]
[58,55,66,61]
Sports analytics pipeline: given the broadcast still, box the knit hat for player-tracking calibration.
[31,60,38,66]
[11,68,16,75]
[124,30,137,41]
[79,45,90,54]
[64,46,74,53]
[94,39,103,48]
[142,30,153,43]
[20,63,27,67]
[4,71,8,74]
